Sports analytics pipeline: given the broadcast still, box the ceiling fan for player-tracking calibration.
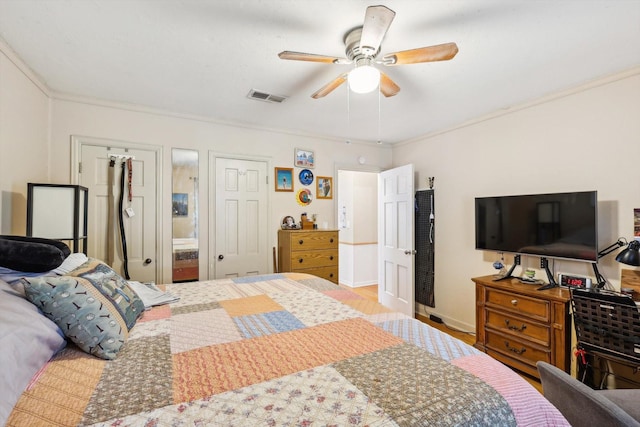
[278,5,459,99]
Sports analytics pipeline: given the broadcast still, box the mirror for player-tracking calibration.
[172,149,199,282]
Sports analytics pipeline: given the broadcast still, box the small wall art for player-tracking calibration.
[172,193,188,216]
[317,176,333,199]
[294,148,315,168]
[299,168,314,186]
[297,188,312,206]
[275,167,294,192]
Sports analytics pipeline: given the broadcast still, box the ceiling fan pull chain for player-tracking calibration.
[377,88,381,144]
[347,85,351,137]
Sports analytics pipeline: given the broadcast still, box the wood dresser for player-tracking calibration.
[278,229,339,284]
[473,275,571,379]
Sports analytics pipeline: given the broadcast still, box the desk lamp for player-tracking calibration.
[593,237,640,288]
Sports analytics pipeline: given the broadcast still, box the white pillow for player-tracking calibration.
[52,252,88,275]
[0,279,66,424]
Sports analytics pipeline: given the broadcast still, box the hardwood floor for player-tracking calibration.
[343,284,543,393]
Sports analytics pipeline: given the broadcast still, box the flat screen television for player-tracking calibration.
[475,191,598,262]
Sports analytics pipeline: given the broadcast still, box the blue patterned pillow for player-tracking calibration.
[22,258,143,360]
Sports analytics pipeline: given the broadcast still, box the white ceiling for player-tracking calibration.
[1,0,639,144]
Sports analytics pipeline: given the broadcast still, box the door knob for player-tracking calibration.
[218,254,224,260]
[404,249,417,255]
[144,258,152,265]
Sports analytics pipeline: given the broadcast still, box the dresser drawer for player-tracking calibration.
[486,309,550,347]
[288,231,338,251]
[486,330,551,368]
[486,288,550,322]
[290,250,338,269]
[303,266,338,283]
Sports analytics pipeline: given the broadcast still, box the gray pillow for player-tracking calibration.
[0,279,66,425]
[0,235,70,272]
[23,258,144,360]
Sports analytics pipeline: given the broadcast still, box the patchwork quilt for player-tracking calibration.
[8,273,569,426]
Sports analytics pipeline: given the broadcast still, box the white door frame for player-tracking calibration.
[70,135,164,282]
[208,151,272,280]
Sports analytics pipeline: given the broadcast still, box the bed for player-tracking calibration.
[4,262,569,426]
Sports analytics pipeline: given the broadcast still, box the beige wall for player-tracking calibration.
[392,68,640,330]
[0,42,51,234]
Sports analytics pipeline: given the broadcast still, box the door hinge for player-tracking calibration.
[78,162,82,173]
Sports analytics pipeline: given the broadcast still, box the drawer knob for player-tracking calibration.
[511,299,518,306]
[330,238,334,243]
[298,258,304,263]
[329,256,334,260]
[298,239,304,245]
[504,341,526,355]
[505,319,527,332]
[329,273,334,277]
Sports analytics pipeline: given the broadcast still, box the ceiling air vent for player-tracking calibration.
[247,89,288,104]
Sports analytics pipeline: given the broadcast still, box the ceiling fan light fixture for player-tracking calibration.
[348,64,380,94]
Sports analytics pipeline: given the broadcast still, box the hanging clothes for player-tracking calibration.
[106,158,116,267]
[415,189,435,307]
[107,155,132,280]
[118,160,131,279]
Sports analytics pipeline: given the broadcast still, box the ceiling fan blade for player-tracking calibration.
[311,73,348,99]
[379,72,400,97]
[278,51,348,64]
[359,5,396,56]
[382,42,459,65]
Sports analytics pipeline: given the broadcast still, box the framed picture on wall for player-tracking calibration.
[275,167,294,192]
[294,148,315,168]
[316,176,333,199]
[172,193,188,216]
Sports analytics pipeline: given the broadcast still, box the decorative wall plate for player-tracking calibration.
[296,188,312,206]
[299,169,314,186]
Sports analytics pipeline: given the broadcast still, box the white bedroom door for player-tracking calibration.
[212,156,269,278]
[378,164,415,317]
[77,141,159,283]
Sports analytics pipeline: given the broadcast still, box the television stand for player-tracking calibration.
[537,257,559,290]
[493,254,520,281]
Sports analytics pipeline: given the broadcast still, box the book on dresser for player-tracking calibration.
[278,229,339,284]
[472,275,571,379]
